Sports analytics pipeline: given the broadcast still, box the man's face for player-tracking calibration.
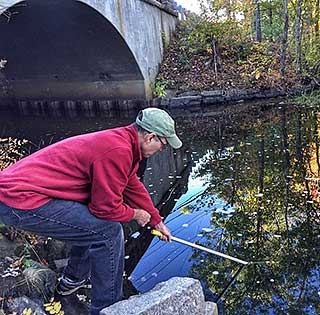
[140,133,167,158]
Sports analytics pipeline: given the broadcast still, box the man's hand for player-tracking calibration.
[154,221,172,242]
[133,209,151,227]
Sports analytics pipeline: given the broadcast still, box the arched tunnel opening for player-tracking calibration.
[0,0,146,100]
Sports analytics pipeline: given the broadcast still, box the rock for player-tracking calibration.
[177,90,199,97]
[152,97,162,107]
[201,90,223,97]
[205,302,218,315]
[100,277,218,315]
[22,261,56,302]
[0,229,17,258]
[159,97,170,108]
[19,238,70,271]
[1,260,56,305]
[202,96,226,105]
[54,258,69,270]
[169,96,202,108]
[157,86,313,109]
[4,256,15,264]
[164,89,176,98]
[6,296,46,315]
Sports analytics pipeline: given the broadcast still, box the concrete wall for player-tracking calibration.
[0,0,177,101]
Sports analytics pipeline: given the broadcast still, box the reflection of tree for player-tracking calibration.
[184,105,320,314]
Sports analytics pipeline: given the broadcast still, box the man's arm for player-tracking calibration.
[123,173,172,241]
[123,173,162,226]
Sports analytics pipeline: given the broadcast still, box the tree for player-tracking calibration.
[315,0,320,39]
[295,0,304,75]
[280,0,289,76]
[255,0,262,42]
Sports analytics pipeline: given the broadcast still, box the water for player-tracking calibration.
[1,100,319,314]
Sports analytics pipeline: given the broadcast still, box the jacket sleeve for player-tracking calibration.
[88,147,135,223]
[123,173,162,227]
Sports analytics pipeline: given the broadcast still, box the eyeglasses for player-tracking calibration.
[157,135,167,147]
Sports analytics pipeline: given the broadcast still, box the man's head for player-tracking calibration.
[135,108,182,158]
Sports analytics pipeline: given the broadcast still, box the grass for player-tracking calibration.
[292,89,320,107]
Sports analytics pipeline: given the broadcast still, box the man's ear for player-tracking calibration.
[141,132,151,143]
[144,132,156,143]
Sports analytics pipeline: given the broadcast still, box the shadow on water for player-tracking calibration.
[1,99,320,314]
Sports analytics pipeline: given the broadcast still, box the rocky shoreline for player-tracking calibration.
[154,84,316,109]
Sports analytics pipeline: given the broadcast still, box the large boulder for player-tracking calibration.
[100,277,218,315]
[6,296,47,315]
[1,260,56,305]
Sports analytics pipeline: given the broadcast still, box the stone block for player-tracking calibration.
[177,91,199,97]
[201,90,223,97]
[202,96,226,105]
[100,277,218,315]
[205,301,218,315]
[169,96,201,108]
[160,97,170,108]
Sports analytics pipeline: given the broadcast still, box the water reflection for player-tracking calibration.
[133,103,320,315]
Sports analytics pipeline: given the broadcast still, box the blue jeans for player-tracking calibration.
[0,199,124,315]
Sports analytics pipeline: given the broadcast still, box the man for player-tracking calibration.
[0,108,182,315]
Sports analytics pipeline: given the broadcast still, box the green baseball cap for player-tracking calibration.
[136,108,183,149]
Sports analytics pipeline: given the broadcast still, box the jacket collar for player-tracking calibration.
[127,124,142,163]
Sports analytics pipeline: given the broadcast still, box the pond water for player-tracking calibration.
[0,100,319,315]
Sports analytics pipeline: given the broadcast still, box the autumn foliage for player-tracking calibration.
[156,17,300,95]
[156,0,320,96]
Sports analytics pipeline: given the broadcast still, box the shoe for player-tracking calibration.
[56,276,90,296]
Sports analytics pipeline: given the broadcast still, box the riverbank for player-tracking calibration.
[153,84,316,109]
[154,18,319,101]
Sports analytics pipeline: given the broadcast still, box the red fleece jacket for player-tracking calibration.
[0,125,162,227]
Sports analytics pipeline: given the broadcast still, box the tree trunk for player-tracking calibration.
[295,0,303,75]
[211,37,219,76]
[280,0,289,76]
[255,0,262,42]
[316,0,320,39]
[232,0,237,20]
[226,0,232,20]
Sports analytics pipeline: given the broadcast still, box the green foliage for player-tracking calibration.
[305,42,320,75]
[188,19,246,55]
[292,90,320,107]
[154,82,167,97]
[172,18,201,66]
[259,0,283,41]
[22,257,33,269]
[154,73,176,97]
[21,242,32,269]
[238,42,278,81]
